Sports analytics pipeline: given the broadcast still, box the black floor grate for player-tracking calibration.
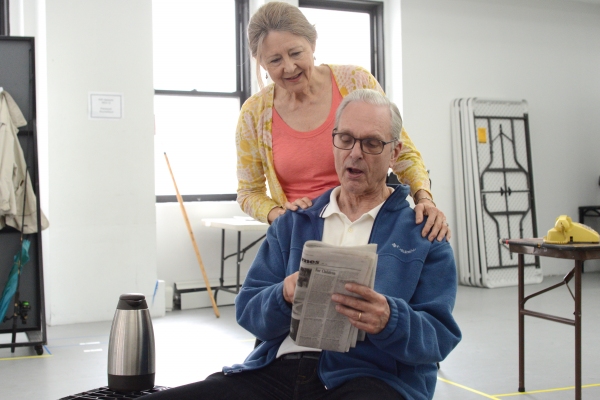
[59,386,171,399]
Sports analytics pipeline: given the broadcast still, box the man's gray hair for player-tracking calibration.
[334,89,403,142]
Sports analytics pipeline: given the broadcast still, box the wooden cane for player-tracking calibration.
[164,153,220,318]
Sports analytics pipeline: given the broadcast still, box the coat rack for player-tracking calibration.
[0,36,47,355]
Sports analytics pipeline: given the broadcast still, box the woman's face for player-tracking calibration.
[260,30,316,94]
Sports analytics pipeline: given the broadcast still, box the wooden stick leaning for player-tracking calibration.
[164,153,220,318]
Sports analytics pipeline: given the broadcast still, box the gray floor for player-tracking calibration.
[1,273,600,400]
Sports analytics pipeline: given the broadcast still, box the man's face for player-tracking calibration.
[334,101,402,197]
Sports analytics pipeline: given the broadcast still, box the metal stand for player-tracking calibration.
[0,37,47,356]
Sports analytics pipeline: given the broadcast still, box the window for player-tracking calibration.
[152,0,383,202]
[153,0,250,202]
[299,0,384,88]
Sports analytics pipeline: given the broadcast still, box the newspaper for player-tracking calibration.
[289,240,378,352]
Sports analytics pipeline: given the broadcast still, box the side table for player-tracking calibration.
[201,218,268,299]
[578,206,600,272]
[502,238,600,400]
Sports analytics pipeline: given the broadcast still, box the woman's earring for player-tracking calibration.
[314,56,316,61]
[265,72,269,79]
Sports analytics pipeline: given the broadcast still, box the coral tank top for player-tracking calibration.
[272,72,343,202]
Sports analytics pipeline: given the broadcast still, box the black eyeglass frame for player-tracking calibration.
[332,130,398,155]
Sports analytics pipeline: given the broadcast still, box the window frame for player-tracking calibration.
[299,0,385,89]
[154,0,384,203]
[154,0,250,203]
[0,0,9,36]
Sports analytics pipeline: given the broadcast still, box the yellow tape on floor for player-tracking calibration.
[0,354,52,361]
[493,383,600,397]
[438,376,600,398]
[437,377,501,399]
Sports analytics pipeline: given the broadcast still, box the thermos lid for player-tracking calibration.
[117,293,149,310]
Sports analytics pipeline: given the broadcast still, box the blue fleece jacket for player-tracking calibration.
[224,184,461,400]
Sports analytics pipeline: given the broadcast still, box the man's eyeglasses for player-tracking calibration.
[332,130,398,155]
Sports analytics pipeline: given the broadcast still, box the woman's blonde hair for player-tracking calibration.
[248,2,317,89]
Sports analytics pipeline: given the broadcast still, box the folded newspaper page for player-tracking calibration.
[289,240,378,352]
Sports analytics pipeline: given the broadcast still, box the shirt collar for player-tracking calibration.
[321,186,393,220]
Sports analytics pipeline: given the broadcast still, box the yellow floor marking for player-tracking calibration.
[437,377,501,399]
[0,354,52,361]
[494,383,600,397]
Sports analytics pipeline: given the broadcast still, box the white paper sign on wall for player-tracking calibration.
[89,93,123,119]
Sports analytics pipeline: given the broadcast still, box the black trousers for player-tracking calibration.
[140,356,405,400]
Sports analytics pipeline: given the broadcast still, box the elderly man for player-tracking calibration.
[143,89,461,400]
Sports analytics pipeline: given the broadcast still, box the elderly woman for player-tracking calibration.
[237,2,450,241]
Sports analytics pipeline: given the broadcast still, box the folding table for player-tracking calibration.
[201,218,268,298]
[451,98,541,288]
[502,238,600,399]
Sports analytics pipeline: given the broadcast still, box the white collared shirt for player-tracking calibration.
[321,186,388,246]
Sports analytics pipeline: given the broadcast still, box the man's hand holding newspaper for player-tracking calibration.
[288,240,379,352]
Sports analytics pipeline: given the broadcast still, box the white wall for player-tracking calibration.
[31,0,157,325]
[401,0,600,275]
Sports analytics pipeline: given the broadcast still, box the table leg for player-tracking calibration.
[219,229,226,286]
[578,209,587,274]
[216,229,226,301]
[236,231,242,293]
[575,260,582,400]
[518,253,525,392]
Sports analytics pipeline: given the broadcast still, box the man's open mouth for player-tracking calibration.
[347,167,364,176]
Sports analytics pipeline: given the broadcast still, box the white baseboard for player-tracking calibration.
[180,289,237,310]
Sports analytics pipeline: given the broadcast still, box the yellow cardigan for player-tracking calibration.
[236,64,431,223]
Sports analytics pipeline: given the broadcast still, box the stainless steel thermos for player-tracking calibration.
[108,293,155,392]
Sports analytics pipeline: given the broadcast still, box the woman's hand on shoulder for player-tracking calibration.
[268,197,313,224]
[284,197,313,212]
[414,198,451,242]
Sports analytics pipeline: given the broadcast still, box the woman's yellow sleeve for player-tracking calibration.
[235,102,279,224]
[393,127,432,198]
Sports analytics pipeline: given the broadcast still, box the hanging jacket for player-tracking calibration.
[0,89,49,233]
